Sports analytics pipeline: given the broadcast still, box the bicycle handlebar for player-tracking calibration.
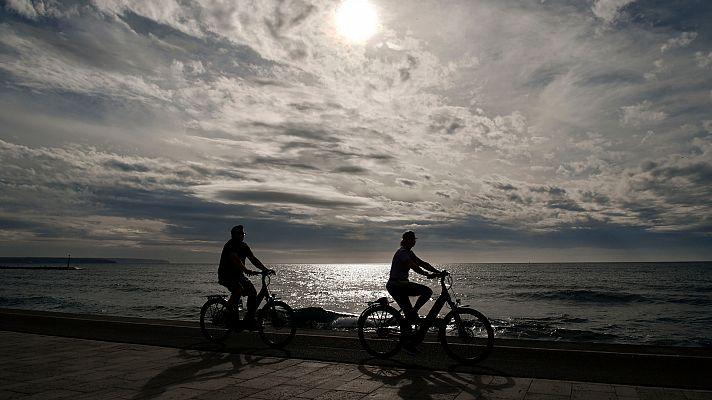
[428,270,449,280]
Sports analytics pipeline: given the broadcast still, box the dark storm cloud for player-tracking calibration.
[581,191,611,205]
[644,161,712,185]
[250,122,341,143]
[426,216,711,254]
[0,216,37,230]
[396,179,417,187]
[580,71,645,87]
[625,0,712,34]
[333,165,368,174]
[547,199,586,212]
[217,190,365,208]
[492,183,517,192]
[530,186,567,197]
[103,159,150,173]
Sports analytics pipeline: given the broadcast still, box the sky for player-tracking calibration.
[1,0,711,264]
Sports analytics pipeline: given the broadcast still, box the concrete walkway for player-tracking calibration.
[1,331,711,400]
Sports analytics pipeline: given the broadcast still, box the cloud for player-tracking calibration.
[621,101,667,127]
[3,0,75,19]
[695,51,712,68]
[660,32,697,53]
[591,0,636,24]
[1,1,711,261]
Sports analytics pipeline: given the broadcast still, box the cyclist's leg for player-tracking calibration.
[241,277,258,321]
[221,280,243,309]
[387,282,415,334]
[407,282,433,316]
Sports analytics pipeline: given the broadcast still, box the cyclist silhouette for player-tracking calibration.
[387,230,443,352]
[218,225,273,329]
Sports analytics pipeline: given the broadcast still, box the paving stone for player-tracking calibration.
[317,377,358,390]
[529,379,572,396]
[684,390,712,400]
[453,390,482,400]
[297,387,332,399]
[268,365,322,378]
[572,390,617,400]
[237,374,292,389]
[335,378,384,393]
[363,387,403,399]
[145,387,207,400]
[524,394,569,400]
[480,376,532,400]
[288,370,341,387]
[2,331,712,400]
[637,387,686,400]
[312,390,368,400]
[176,375,239,391]
[251,384,312,399]
[613,385,639,398]
[194,385,261,400]
[573,383,615,392]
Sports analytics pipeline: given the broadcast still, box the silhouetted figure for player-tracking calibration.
[218,225,273,329]
[387,230,443,352]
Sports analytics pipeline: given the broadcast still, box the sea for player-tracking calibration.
[1,262,711,347]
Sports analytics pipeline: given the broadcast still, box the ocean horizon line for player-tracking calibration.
[2,258,711,266]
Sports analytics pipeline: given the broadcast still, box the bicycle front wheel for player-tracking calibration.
[200,297,232,343]
[258,300,296,348]
[439,308,494,364]
[357,304,404,358]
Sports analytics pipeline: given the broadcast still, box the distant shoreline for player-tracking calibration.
[0,257,169,264]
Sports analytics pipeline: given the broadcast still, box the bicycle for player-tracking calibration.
[200,270,296,348]
[357,271,494,364]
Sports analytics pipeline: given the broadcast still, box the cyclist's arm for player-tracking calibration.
[246,249,273,274]
[404,258,434,278]
[230,253,249,274]
[410,253,440,274]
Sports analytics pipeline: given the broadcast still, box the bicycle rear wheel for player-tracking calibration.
[258,300,296,348]
[357,304,404,358]
[439,308,494,364]
[200,297,232,343]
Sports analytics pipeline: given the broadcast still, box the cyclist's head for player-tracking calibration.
[231,225,245,240]
[401,230,417,248]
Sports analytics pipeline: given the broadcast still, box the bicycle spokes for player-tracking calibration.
[258,300,296,348]
[441,308,494,363]
[357,305,403,358]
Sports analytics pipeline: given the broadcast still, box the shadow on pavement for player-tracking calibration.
[358,359,515,400]
[131,342,288,399]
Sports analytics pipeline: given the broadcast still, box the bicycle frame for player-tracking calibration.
[255,273,275,307]
[227,272,275,316]
[409,274,457,344]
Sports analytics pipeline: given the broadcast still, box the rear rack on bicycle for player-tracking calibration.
[205,294,227,300]
[367,297,390,306]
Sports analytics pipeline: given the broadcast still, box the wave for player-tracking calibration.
[0,295,85,311]
[492,317,621,343]
[292,307,357,329]
[515,289,650,304]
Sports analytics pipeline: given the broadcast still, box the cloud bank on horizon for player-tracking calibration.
[0,0,710,263]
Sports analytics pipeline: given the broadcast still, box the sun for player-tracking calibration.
[335,0,379,42]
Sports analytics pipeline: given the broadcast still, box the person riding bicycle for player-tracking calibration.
[218,225,274,329]
[387,230,443,351]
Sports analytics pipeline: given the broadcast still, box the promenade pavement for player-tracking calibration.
[2,330,712,400]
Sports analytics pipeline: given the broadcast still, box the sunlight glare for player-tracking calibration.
[335,0,379,42]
